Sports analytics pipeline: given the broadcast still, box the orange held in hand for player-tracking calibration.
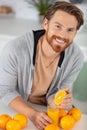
[13,113,28,128]
[0,114,12,129]
[6,119,21,130]
[44,123,60,130]
[60,115,75,129]
[68,107,82,122]
[54,90,67,105]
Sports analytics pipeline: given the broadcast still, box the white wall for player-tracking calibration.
[0,0,39,20]
[0,0,87,24]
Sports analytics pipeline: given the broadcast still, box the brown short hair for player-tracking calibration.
[44,1,84,30]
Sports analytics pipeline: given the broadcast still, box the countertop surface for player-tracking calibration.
[0,101,87,130]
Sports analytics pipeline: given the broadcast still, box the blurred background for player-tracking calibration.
[0,0,87,114]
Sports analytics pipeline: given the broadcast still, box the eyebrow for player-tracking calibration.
[54,22,76,30]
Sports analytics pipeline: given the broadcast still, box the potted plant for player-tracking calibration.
[26,0,55,20]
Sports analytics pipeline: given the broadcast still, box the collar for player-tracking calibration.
[33,30,65,68]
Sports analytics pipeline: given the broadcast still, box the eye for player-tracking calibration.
[55,24,61,29]
[68,28,75,32]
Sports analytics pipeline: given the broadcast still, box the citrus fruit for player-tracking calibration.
[54,90,67,105]
[0,114,12,129]
[44,123,60,130]
[60,115,75,129]
[13,113,28,128]
[6,119,21,130]
[47,108,59,125]
[68,107,82,121]
[59,109,67,119]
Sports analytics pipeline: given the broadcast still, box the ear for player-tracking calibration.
[43,18,49,31]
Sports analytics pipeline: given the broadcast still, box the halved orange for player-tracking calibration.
[54,90,67,105]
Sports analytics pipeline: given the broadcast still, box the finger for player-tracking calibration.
[40,117,51,127]
[63,103,72,109]
[57,103,72,109]
[44,113,52,123]
[41,112,52,123]
[62,100,73,105]
[63,97,72,102]
[62,98,73,105]
[35,118,45,130]
[37,120,48,130]
[38,122,46,129]
[61,101,73,108]
[64,93,73,100]
[37,113,52,128]
[63,87,70,93]
[56,99,73,109]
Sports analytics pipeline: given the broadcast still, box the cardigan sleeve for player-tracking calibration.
[60,46,84,91]
[0,41,20,105]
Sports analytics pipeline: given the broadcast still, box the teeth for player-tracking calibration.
[56,38,65,44]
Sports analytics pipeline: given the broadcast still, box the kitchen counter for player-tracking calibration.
[0,101,87,130]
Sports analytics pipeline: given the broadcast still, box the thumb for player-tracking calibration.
[63,87,70,93]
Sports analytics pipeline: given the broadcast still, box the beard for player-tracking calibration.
[46,34,70,53]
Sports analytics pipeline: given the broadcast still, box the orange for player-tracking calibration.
[44,123,60,130]
[13,113,28,128]
[0,114,12,129]
[60,115,75,129]
[59,109,67,119]
[54,90,67,105]
[47,108,59,125]
[68,107,82,121]
[6,119,21,130]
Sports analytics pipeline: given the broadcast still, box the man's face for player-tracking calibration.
[43,10,78,53]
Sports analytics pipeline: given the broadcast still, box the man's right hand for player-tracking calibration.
[30,110,52,130]
[9,96,52,130]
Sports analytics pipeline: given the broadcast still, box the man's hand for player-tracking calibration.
[30,110,52,130]
[9,96,52,130]
[47,88,73,109]
[58,88,73,109]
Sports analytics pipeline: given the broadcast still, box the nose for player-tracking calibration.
[58,29,68,39]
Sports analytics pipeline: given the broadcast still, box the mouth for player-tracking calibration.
[55,38,65,46]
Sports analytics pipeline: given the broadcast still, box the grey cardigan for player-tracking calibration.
[0,30,84,105]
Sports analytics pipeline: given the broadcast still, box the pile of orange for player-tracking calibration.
[59,107,82,129]
[45,90,82,130]
[0,113,28,130]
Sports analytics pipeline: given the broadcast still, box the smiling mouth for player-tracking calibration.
[55,38,65,45]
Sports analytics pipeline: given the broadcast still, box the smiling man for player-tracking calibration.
[0,1,84,130]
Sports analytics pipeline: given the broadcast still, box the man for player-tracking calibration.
[0,1,84,130]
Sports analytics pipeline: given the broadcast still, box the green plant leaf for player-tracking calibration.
[26,0,55,15]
